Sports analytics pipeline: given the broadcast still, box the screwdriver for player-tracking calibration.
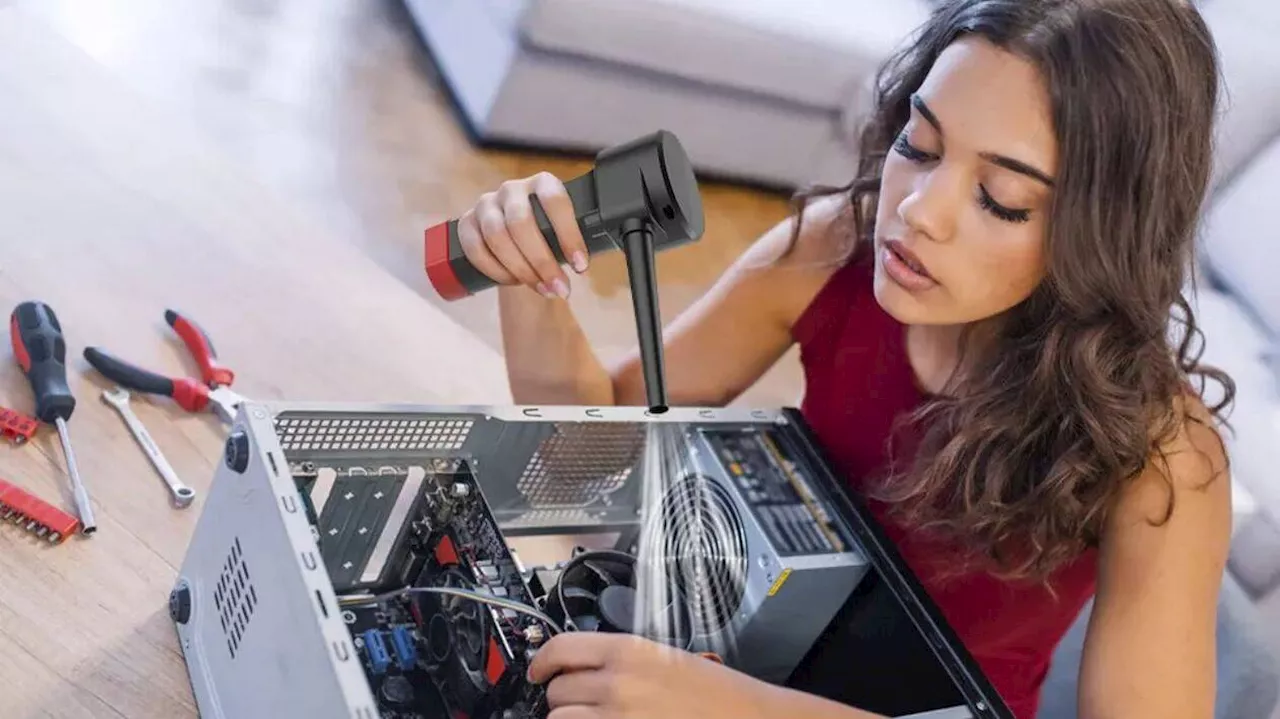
[10,301,96,535]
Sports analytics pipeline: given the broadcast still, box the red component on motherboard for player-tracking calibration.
[0,406,38,445]
[0,477,80,543]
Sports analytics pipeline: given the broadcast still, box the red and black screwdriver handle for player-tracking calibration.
[423,129,706,302]
[10,301,76,424]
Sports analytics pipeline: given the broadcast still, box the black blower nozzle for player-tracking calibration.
[424,130,705,413]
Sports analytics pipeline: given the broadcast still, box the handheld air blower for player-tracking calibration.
[423,130,705,412]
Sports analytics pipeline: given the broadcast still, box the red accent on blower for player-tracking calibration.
[424,223,468,301]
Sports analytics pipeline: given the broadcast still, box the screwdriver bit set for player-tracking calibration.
[0,407,38,445]
[0,476,81,543]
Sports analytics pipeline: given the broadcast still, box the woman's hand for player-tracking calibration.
[527,632,784,719]
[456,171,589,299]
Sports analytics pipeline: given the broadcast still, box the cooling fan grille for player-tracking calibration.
[648,474,748,632]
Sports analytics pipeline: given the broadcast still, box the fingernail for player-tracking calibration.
[570,251,588,273]
[535,282,552,298]
[551,278,570,299]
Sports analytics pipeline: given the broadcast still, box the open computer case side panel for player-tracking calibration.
[780,407,1013,719]
[171,404,378,719]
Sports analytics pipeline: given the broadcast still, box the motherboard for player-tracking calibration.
[292,457,550,719]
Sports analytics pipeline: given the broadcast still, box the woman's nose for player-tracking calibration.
[898,167,962,243]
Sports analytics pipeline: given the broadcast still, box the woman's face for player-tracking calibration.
[873,37,1058,327]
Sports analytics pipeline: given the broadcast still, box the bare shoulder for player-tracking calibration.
[1107,392,1232,541]
[749,192,855,269]
[732,192,854,324]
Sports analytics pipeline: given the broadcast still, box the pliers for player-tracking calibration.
[83,310,249,425]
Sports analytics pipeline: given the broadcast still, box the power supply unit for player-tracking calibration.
[168,403,1009,719]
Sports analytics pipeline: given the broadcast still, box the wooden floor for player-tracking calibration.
[16,0,806,408]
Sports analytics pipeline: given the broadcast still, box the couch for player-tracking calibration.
[405,0,1280,715]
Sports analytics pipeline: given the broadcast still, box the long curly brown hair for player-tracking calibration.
[792,0,1235,583]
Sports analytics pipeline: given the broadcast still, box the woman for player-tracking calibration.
[452,1,1235,717]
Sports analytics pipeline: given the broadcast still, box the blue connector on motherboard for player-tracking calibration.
[390,625,418,671]
[362,629,391,675]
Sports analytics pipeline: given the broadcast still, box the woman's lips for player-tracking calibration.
[882,239,938,292]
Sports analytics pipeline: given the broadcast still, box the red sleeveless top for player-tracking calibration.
[792,252,1097,719]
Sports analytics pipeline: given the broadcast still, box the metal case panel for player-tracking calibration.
[173,405,378,719]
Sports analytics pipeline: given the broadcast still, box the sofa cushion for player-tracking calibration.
[1199,135,1280,339]
[1201,0,1280,191]
[1185,282,1280,518]
[518,0,934,111]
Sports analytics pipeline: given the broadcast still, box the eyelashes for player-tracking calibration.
[892,134,932,163]
[978,186,1031,224]
[891,134,1032,225]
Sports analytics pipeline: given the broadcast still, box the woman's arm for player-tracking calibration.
[606,195,846,407]
[528,630,890,719]
[1076,399,1232,719]
[498,189,846,407]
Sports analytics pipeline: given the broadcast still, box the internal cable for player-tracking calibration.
[337,586,565,636]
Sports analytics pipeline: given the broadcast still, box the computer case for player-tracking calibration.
[167,402,1011,719]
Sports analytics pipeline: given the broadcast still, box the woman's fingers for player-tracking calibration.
[475,190,541,290]
[458,172,590,298]
[547,707,599,719]
[498,179,570,298]
[530,171,589,274]
[456,208,515,286]
[545,669,612,708]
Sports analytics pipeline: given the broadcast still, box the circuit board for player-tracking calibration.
[296,458,550,719]
[345,602,447,717]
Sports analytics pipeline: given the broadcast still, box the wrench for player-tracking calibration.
[101,387,196,509]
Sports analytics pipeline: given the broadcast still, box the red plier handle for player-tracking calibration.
[165,309,235,388]
[82,310,236,415]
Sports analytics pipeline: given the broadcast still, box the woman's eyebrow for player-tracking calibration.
[910,93,1056,187]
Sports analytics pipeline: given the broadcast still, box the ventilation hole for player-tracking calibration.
[315,590,329,619]
[301,552,318,571]
[663,205,675,220]
[516,422,644,508]
[267,451,280,476]
[281,494,297,513]
[333,640,350,662]
[273,415,474,452]
[214,536,258,659]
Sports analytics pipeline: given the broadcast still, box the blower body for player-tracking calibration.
[423,130,706,412]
